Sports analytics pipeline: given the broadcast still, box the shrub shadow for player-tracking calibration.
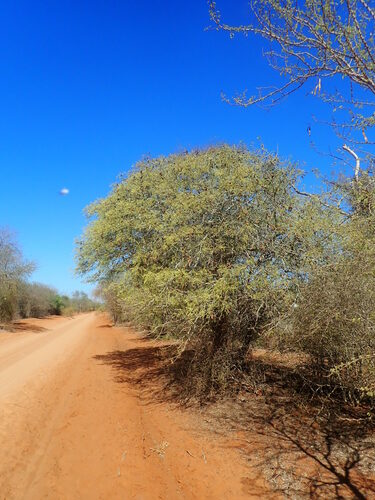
[94,342,375,498]
[4,321,48,333]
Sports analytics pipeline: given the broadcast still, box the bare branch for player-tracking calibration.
[209,0,375,165]
[343,144,361,181]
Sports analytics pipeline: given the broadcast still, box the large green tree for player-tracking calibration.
[77,145,338,391]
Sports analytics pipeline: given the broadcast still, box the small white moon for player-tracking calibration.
[60,188,69,196]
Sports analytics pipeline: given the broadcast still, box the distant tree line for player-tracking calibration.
[0,228,97,324]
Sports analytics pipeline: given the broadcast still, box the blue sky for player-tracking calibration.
[0,1,345,295]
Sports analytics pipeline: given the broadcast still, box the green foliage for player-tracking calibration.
[50,294,65,315]
[77,145,337,393]
[53,291,98,316]
[204,0,375,406]
[288,177,375,404]
[0,226,98,323]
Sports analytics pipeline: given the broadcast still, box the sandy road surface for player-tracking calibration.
[0,313,268,499]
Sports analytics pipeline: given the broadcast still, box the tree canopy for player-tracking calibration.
[77,144,340,391]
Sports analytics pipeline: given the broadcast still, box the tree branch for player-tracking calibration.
[343,144,361,181]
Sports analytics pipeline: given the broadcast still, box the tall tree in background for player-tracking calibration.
[209,0,374,173]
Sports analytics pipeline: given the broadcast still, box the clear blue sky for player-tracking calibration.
[0,1,344,295]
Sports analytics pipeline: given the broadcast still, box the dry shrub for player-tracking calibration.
[291,256,375,407]
[168,340,245,400]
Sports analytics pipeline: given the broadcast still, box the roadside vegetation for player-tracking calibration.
[75,143,373,410]
[77,1,375,419]
[207,0,375,410]
[0,228,97,325]
[77,0,375,434]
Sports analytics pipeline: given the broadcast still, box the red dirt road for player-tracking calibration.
[0,313,268,499]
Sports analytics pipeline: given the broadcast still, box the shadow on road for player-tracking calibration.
[5,321,48,333]
[94,342,375,499]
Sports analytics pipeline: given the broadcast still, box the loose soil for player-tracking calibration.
[0,313,271,499]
